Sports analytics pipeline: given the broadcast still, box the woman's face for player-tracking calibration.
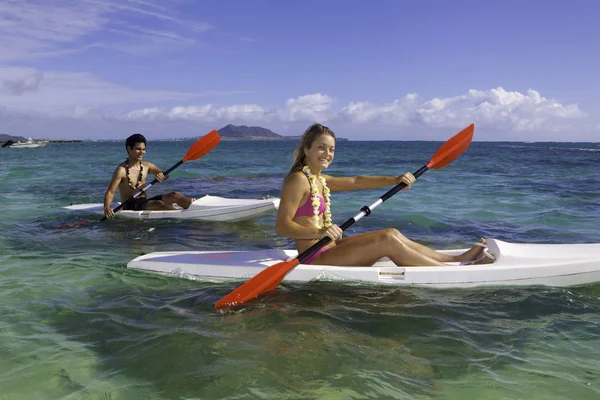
[305,134,335,171]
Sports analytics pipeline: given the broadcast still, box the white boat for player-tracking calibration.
[127,239,600,288]
[64,194,280,222]
[3,138,49,148]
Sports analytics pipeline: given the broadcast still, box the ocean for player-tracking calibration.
[1,137,599,399]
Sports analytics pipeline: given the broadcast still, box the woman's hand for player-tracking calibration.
[320,224,343,241]
[397,172,416,190]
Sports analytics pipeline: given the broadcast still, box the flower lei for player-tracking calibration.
[125,160,144,189]
[302,165,332,228]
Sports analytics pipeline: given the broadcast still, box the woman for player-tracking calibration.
[275,123,493,266]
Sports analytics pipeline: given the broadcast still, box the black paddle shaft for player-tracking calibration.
[296,165,430,263]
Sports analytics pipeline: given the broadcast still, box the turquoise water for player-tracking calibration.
[1,139,600,399]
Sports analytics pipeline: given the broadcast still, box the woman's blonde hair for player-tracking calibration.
[286,123,336,179]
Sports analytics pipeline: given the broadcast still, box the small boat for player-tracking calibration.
[3,138,49,148]
[64,194,280,222]
[127,239,600,288]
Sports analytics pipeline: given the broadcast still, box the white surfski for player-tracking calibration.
[64,194,280,222]
[127,239,600,288]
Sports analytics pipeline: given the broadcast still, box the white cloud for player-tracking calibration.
[336,88,585,132]
[2,71,43,95]
[0,0,212,61]
[280,94,335,122]
[339,94,419,124]
[118,94,333,124]
[118,94,336,123]
[0,66,250,116]
[0,66,199,114]
[0,74,590,140]
[118,88,585,135]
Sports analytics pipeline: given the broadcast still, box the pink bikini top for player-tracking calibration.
[295,195,326,217]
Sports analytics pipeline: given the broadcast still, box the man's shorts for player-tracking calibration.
[122,194,164,211]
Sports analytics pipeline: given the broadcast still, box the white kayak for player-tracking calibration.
[127,239,600,288]
[64,194,280,222]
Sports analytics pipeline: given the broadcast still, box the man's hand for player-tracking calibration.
[155,172,168,182]
[104,206,115,219]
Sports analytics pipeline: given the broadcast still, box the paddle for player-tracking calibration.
[55,130,220,229]
[214,123,475,310]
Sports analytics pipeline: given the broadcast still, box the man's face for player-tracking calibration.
[127,142,146,162]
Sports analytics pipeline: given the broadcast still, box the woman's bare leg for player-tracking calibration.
[402,236,486,263]
[333,229,485,264]
[312,229,447,267]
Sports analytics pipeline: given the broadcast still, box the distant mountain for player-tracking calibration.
[217,124,347,141]
[2,126,348,142]
[218,124,281,139]
[0,133,27,141]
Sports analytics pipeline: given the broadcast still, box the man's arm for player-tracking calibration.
[103,167,123,218]
[146,162,167,182]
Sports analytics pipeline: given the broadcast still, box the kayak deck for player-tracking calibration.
[127,239,600,288]
[64,194,280,221]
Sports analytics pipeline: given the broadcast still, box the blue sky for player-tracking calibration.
[1,0,598,141]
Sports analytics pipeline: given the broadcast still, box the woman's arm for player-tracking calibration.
[322,172,415,192]
[275,173,326,240]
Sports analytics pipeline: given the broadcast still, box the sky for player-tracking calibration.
[1,0,599,141]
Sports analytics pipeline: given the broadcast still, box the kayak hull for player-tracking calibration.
[64,195,280,222]
[126,239,600,288]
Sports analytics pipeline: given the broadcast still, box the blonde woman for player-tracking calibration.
[275,123,492,266]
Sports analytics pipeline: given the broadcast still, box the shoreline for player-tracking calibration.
[1,137,348,143]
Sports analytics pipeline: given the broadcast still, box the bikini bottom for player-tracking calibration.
[303,246,330,264]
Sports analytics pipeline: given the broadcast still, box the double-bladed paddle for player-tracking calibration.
[215,123,474,310]
[55,130,220,229]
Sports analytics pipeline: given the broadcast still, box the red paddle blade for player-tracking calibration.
[427,124,474,169]
[183,130,220,162]
[215,258,300,310]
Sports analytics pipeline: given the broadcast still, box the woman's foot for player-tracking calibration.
[460,238,496,265]
[471,250,495,265]
[456,238,487,263]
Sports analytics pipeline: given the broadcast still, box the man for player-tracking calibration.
[103,133,194,218]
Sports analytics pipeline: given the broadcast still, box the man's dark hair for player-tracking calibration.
[126,133,147,150]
